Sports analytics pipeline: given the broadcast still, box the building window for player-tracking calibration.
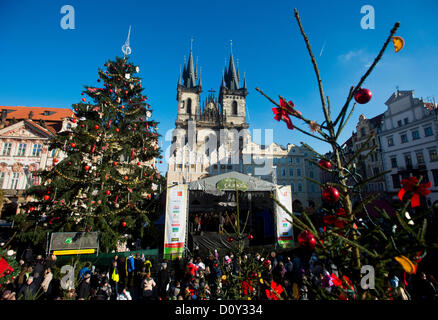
[412,130,420,140]
[17,143,27,156]
[177,164,182,169]
[289,168,294,176]
[309,171,314,178]
[373,167,380,176]
[311,184,316,193]
[232,101,238,115]
[392,174,401,189]
[360,127,366,137]
[424,126,433,137]
[0,172,5,188]
[297,168,301,176]
[11,172,20,189]
[416,151,425,164]
[291,183,295,192]
[404,154,412,168]
[288,157,293,164]
[296,158,300,164]
[387,137,394,147]
[429,149,438,162]
[432,169,438,187]
[390,157,398,168]
[187,98,192,114]
[404,118,409,125]
[397,120,402,127]
[400,134,408,144]
[298,183,303,192]
[2,143,12,156]
[246,166,252,174]
[32,144,42,157]
[281,168,286,177]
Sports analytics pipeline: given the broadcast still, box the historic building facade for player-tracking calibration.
[352,113,386,193]
[0,106,75,217]
[378,90,438,207]
[166,45,250,185]
[241,142,321,210]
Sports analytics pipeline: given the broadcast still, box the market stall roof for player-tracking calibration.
[188,171,277,195]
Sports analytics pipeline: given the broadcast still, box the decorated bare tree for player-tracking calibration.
[257,9,435,300]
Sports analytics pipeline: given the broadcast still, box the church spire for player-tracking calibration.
[182,38,196,88]
[226,40,239,90]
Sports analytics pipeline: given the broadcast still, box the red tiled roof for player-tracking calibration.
[0,106,74,121]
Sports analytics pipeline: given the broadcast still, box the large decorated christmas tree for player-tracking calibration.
[13,55,164,252]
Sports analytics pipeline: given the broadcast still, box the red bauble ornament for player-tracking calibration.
[124,176,129,180]
[105,190,111,195]
[70,143,76,148]
[72,119,77,123]
[94,125,99,130]
[137,162,141,166]
[82,98,86,102]
[354,88,372,104]
[318,159,332,170]
[322,186,340,203]
[113,161,118,166]
[81,124,85,128]
[53,158,58,163]
[84,165,90,171]
[248,234,254,240]
[125,90,128,95]
[30,207,35,212]
[297,230,316,250]
[122,222,127,227]
[116,128,120,132]
[227,237,234,242]
[44,195,50,201]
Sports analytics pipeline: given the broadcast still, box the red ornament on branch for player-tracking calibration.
[44,195,50,201]
[322,186,340,203]
[354,88,372,104]
[318,159,332,170]
[297,230,316,250]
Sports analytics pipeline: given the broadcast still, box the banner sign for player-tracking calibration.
[216,178,248,192]
[163,184,189,260]
[274,185,294,248]
[49,232,99,255]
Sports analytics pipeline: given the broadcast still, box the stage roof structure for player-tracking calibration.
[188,171,277,196]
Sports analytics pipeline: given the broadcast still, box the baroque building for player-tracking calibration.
[0,106,75,217]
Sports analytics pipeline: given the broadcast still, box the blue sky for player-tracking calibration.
[1,0,437,174]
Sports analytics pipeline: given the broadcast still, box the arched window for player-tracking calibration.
[232,101,238,115]
[187,98,192,114]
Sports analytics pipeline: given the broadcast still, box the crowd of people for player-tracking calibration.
[1,247,437,301]
[190,211,249,234]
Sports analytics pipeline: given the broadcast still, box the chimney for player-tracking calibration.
[1,110,7,123]
[28,111,34,120]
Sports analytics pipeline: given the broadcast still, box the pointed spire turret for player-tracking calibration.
[198,67,202,87]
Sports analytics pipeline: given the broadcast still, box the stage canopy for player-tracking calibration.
[188,171,277,196]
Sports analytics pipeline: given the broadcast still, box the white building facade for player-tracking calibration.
[378,90,438,207]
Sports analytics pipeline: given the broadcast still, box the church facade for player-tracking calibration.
[167,45,250,186]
